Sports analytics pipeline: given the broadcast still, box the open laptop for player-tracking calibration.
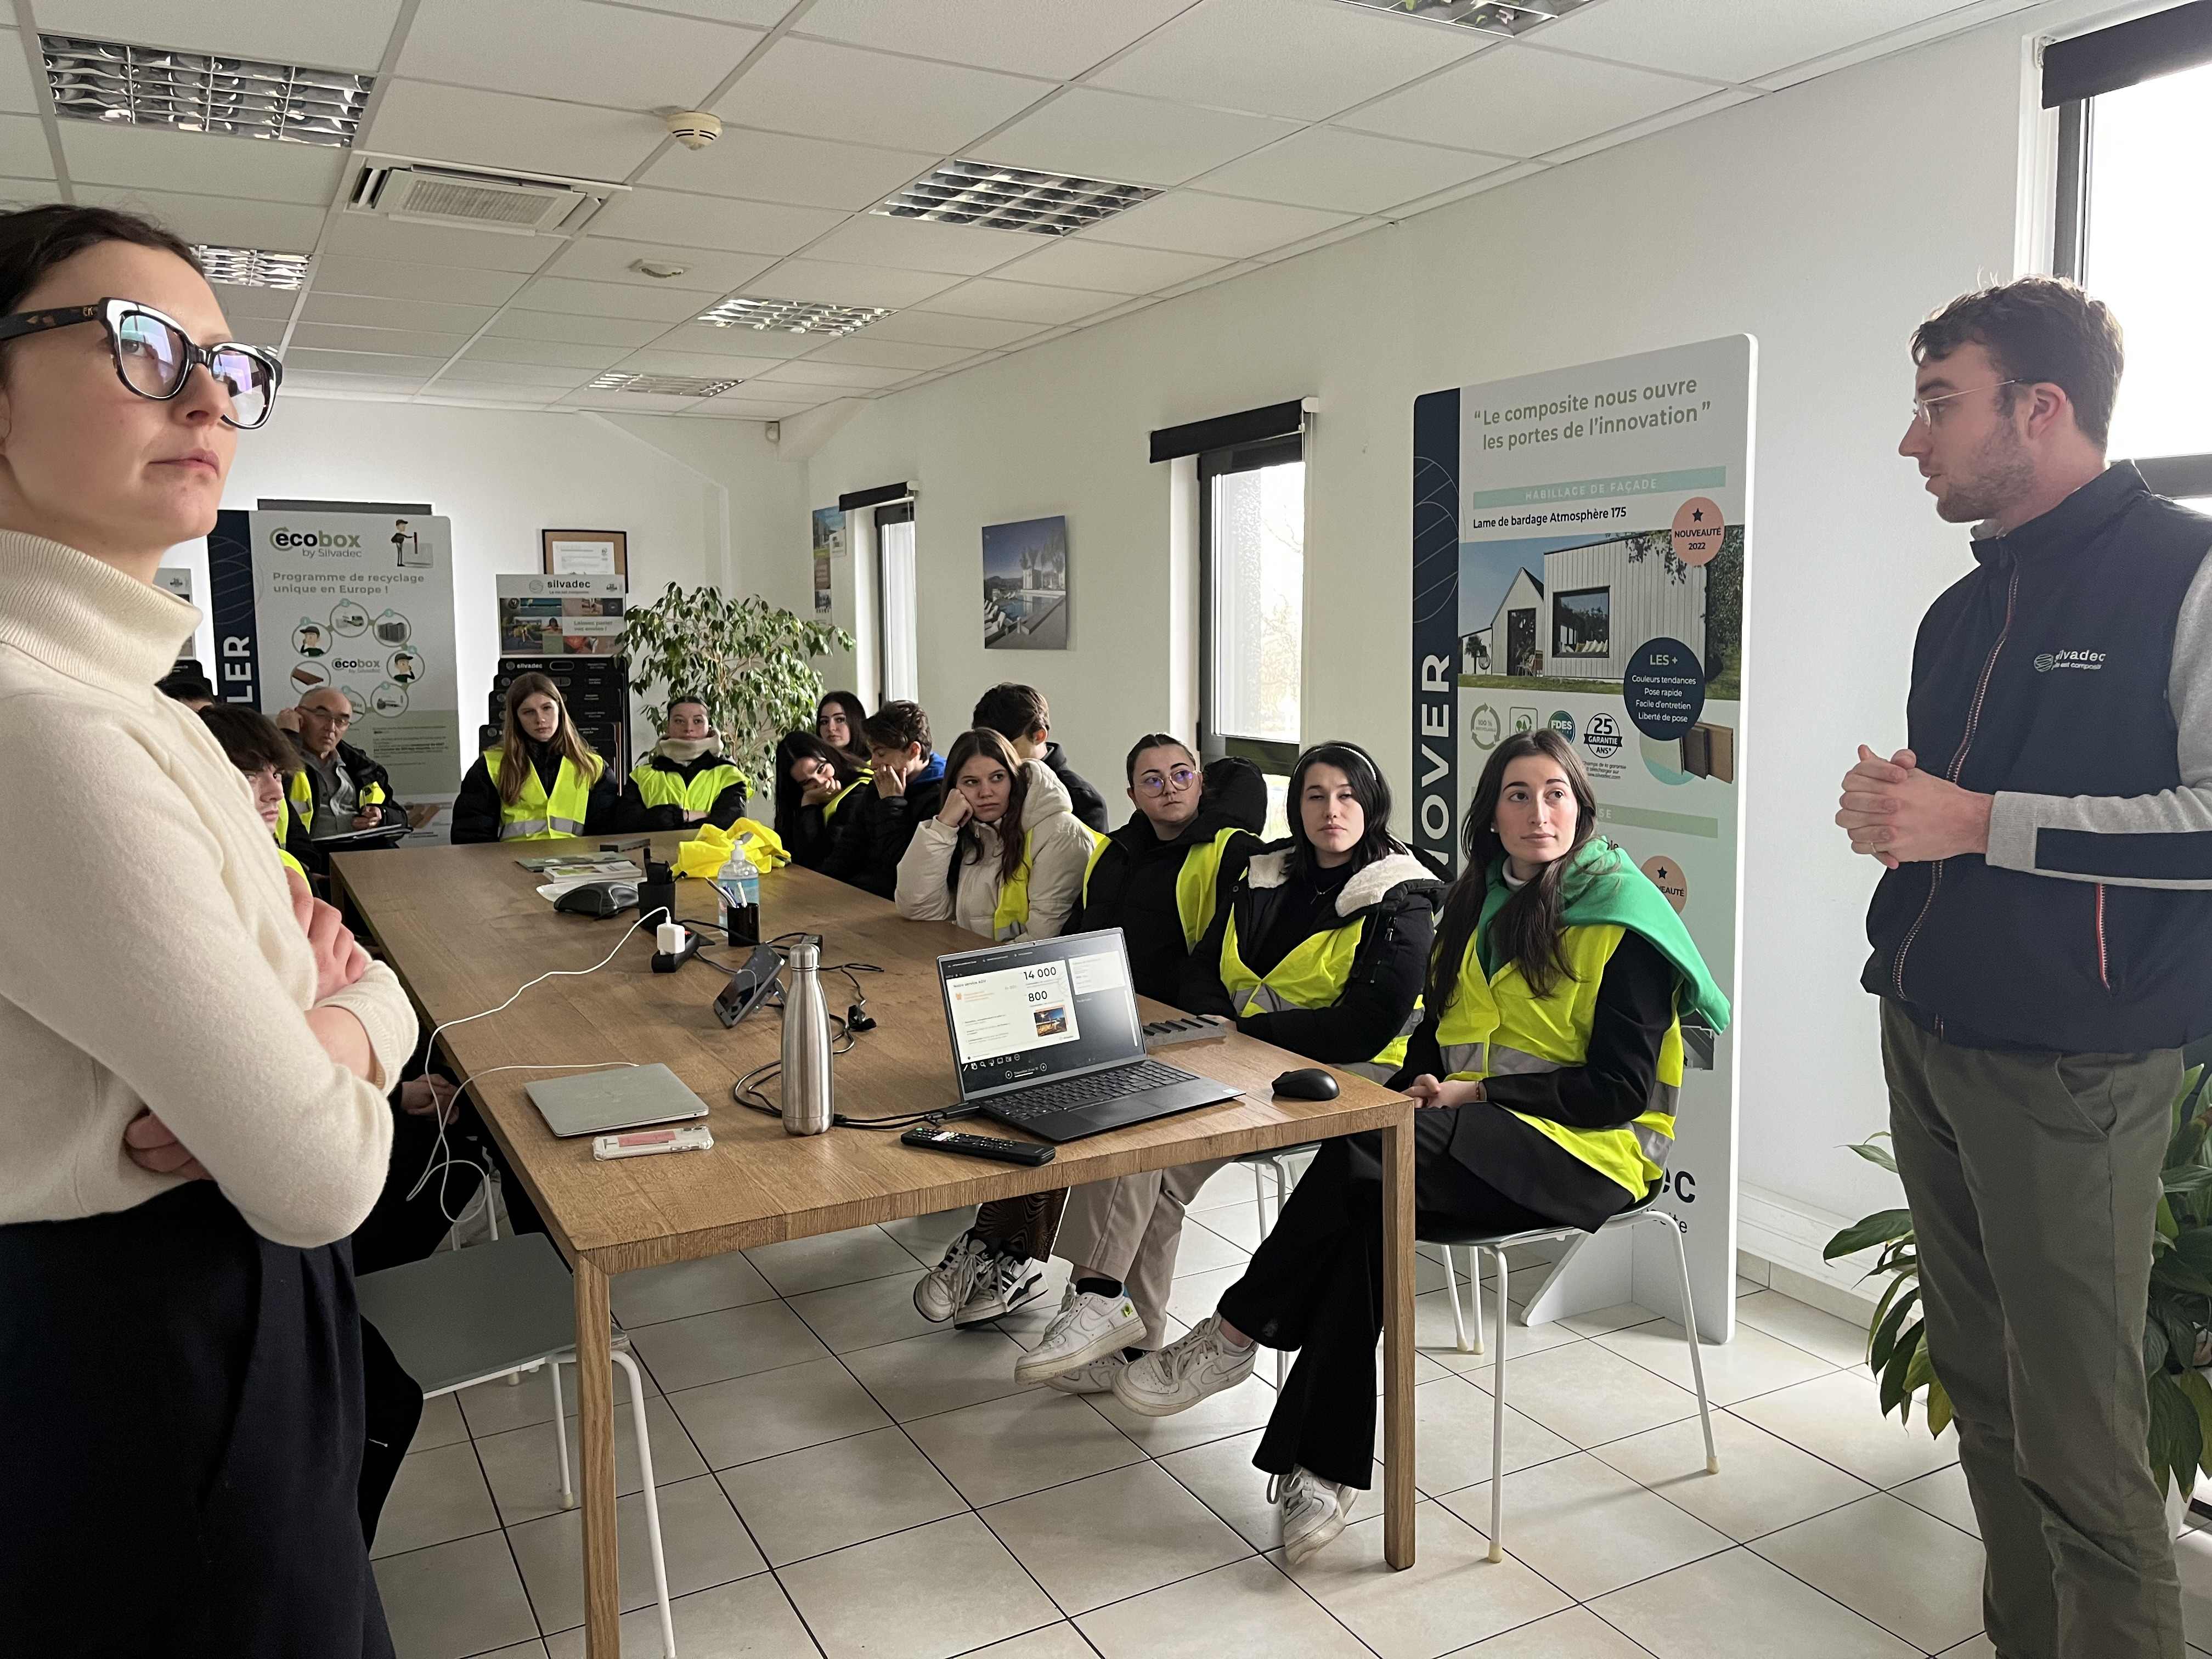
[936,929,1239,1143]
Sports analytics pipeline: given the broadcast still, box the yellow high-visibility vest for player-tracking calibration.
[483,749,600,841]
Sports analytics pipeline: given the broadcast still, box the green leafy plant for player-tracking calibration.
[619,584,852,793]
[1827,1066,2212,1495]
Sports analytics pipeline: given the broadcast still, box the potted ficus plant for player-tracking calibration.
[619,583,853,794]
[1826,1065,2212,1502]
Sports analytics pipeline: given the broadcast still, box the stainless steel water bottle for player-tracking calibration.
[780,940,834,1136]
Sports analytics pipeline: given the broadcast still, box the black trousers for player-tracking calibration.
[1217,1109,1552,1491]
[0,1185,393,1657]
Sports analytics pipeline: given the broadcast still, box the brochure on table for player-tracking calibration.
[1410,335,1754,1341]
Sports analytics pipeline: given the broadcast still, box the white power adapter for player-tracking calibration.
[655,921,686,955]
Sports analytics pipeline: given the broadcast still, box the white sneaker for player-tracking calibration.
[1045,1352,1130,1394]
[952,1252,1049,1327]
[913,1232,991,1323]
[1015,1286,1144,1383]
[1271,1467,1355,1567]
[1110,1312,1256,1417]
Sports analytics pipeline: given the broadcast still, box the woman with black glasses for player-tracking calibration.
[0,207,411,1656]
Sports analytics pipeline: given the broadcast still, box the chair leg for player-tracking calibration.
[1655,1211,1718,1474]
[613,1349,678,1658]
[549,1360,574,1510]
[1442,1245,1471,1354]
[1467,1250,1486,1355]
[1487,1250,1508,1564]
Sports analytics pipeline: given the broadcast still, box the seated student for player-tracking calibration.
[1109,731,1727,1566]
[450,672,619,845]
[286,687,408,864]
[198,702,317,879]
[815,689,870,766]
[1021,740,1438,1396]
[773,731,871,873]
[899,728,1105,1328]
[832,699,945,899]
[971,681,1109,833]
[623,695,748,832]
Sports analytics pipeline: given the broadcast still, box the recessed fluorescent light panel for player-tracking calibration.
[194,245,310,289]
[41,36,374,146]
[693,296,889,336]
[588,373,743,397]
[874,161,1159,237]
[1330,0,1591,36]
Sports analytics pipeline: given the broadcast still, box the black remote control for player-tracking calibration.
[900,1127,1055,1166]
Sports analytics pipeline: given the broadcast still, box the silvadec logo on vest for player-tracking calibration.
[2033,648,2107,673]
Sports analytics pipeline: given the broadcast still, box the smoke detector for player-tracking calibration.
[629,258,689,280]
[665,110,721,150]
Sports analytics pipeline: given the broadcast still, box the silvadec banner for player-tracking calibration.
[209,509,462,807]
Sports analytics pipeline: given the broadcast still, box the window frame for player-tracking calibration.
[873,498,917,705]
[1196,431,1305,776]
[1551,584,1611,661]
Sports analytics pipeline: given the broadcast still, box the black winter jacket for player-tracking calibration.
[1039,742,1109,833]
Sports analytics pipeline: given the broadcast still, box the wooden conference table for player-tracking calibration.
[335,836,1419,1657]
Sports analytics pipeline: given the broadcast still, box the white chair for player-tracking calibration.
[1430,1200,1718,1562]
[355,1233,679,1656]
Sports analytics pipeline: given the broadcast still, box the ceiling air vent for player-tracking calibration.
[348,162,610,236]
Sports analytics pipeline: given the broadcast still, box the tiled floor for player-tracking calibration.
[369,1166,2197,1659]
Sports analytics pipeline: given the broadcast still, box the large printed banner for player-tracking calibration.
[1412,336,1754,1340]
[210,510,462,805]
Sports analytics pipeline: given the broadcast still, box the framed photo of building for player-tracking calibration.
[541,529,628,585]
[981,515,1069,651]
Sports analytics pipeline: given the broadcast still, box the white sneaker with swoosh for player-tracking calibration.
[1110,1312,1255,1417]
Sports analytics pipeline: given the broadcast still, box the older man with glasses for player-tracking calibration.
[286,687,408,861]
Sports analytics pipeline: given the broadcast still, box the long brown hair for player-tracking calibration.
[945,727,1030,885]
[495,672,602,806]
[1427,729,1600,1008]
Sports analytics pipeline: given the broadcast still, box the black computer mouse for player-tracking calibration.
[1273,1067,1340,1101]
[553,881,638,918]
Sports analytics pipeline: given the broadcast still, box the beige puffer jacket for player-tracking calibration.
[894,758,1098,940]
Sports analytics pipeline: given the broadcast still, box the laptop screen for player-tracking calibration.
[938,928,1145,1099]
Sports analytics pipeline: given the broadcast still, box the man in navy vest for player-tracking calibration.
[1839,277,2212,1659]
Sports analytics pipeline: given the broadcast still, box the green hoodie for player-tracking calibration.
[1475,838,1731,1031]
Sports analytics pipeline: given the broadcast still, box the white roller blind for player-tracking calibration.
[880,516,918,704]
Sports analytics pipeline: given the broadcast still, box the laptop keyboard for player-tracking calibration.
[985,1059,1198,1124]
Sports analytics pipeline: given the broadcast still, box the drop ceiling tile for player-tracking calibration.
[546,238,777,294]
[622,0,797,23]
[488,309,668,347]
[1093,0,1491,120]
[645,319,832,358]
[229,315,286,346]
[0,114,44,182]
[556,390,713,413]
[912,278,1123,324]
[752,358,911,388]
[365,80,665,180]
[792,0,1196,78]
[287,373,428,394]
[303,293,499,334]
[420,379,565,402]
[1243,216,1382,263]
[861,310,1042,349]
[1540,0,1964,86]
[1198,125,1512,215]
[210,281,301,321]
[436,360,594,388]
[685,400,798,419]
[32,0,404,71]
[972,88,1296,188]
[459,335,630,370]
[313,256,528,307]
[285,348,453,377]
[0,29,42,115]
[72,187,324,250]
[608,348,788,378]
[290,323,471,357]
[321,216,560,273]
[1341,41,1715,159]
[709,36,1049,153]
[58,124,343,205]
[739,256,960,308]
[988,238,1227,295]
[585,188,844,256]
[1541,87,1757,165]
[1085,191,1352,258]
[800,213,1035,277]
[794,336,970,371]
[514,274,714,321]
[399,0,760,108]
[640,128,933,211]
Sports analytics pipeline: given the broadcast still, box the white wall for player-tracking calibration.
[793,9,2066,1235]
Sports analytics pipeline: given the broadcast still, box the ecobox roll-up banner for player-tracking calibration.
[1410,336,1754,1342]
[213,510,464,811]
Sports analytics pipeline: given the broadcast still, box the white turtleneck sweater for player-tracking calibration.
[0,531,414,1247]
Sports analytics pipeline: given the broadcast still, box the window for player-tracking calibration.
[1199,433,1304,837]
[876,500,917,705]
[1553,587,1610,658]
[2050,8,2212,501]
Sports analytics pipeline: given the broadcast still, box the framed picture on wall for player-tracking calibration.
[541,529,628,585]
[981,515,1069,650]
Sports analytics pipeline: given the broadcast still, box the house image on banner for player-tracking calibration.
[1463,532,1707,682]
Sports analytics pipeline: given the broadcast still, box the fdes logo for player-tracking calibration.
[268,527,364,551]
[1547,709,1577,743]
[2034,648,2107,674]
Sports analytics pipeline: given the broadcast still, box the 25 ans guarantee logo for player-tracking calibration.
[1584,712,1623,759]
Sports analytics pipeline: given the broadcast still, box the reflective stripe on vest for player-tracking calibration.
[484,749,597,842]
[1432,925,1683,1198]
[630,760,747,815]
[1219,906,1418,1078]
